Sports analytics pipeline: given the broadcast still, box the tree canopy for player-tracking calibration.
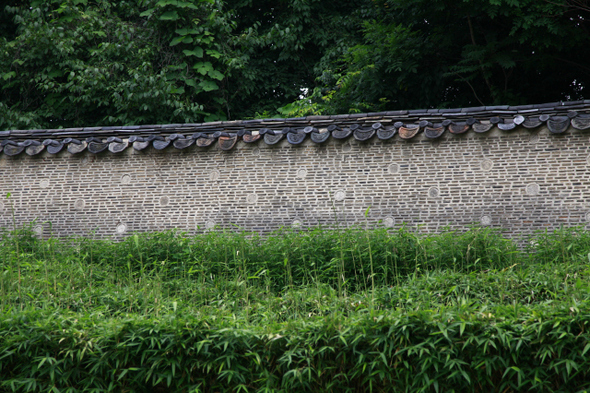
[1,0,589,130]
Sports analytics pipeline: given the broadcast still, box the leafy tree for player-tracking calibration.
[0,0,234,129]
[222,0,367,119]
[282,0,590,116]
[1,0,589,130]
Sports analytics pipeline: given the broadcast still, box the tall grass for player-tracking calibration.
[88,225,518,289]
[1,224,517,302]
[2,223,590,391]
[0,223,587,316]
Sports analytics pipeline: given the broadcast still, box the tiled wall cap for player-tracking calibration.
[3,101,590,157]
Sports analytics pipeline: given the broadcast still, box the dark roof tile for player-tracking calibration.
[536,102,560,108]
[3,101,590,156]
[11,130,33,136]
[463,106,486,113]
[491,110,517,115]
[330,114,351,119]
[509,104,534,110]
[385,110,408,116]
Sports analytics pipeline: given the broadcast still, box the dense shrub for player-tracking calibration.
[1,225,590,391]
[2,303,590,392]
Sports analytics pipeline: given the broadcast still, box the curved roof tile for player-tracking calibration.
[2,100,590,156]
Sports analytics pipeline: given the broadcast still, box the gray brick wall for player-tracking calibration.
[1,126,588,239]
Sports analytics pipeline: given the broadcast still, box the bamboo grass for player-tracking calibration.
[2,221,590,391]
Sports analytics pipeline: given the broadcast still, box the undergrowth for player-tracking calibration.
[1,224,590,391]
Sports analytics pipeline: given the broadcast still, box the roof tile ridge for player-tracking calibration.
[2,101,590,137]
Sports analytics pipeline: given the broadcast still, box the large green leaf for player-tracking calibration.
[176,28,199,36]
[193,62,213,75]
[159,11,179,21]
[170,36,185,46]
[156,0,200,9]
[205,49,221,59]
[208,70,224,81]
[199,80,219,91]
[2,71,16,80]
[139,9,154,17]
[183,48,204,58]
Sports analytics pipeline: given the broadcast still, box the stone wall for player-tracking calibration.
[1,125,589,239]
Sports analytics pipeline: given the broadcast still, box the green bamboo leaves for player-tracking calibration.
[2,224,590,390]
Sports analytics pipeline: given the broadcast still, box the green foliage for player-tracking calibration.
[279,0,590,117]
[3,302,590,391]
[2,224,590,390]
[0,0,233,129]
[66,226,516,293]
[222,0,368,119]
[2,0,588,127]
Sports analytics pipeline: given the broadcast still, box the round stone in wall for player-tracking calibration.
[205,220,216,230]
[428,186,440,198]
[80,157,89,167]
[342,143,352,152]
[431,140,441,148]
[382,216,395,228]
[116,223,127,235]
[480,159,493,172]
[74,199,85,210]
[529,133,540,144]
[39,179,50,189]
[388,163,400,174]
[292,219,302,228]
[209,169,221,181]
[160,196,170,206]
[585,212,590,222]
[586,155,590,166]
[121,174,131,184]
[247,193,258,204]
[480,215,492,226]
[296,168,308,179]
[526,183,540,196]
[0,202,4,213]
[334,190,346,201]
[33,225,43,236]
[251,147,260,156]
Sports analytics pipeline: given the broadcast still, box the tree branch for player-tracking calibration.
[548,55,590,75]
[542,0,590,12]
[467,14,495,102]
[452,72,485,106]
